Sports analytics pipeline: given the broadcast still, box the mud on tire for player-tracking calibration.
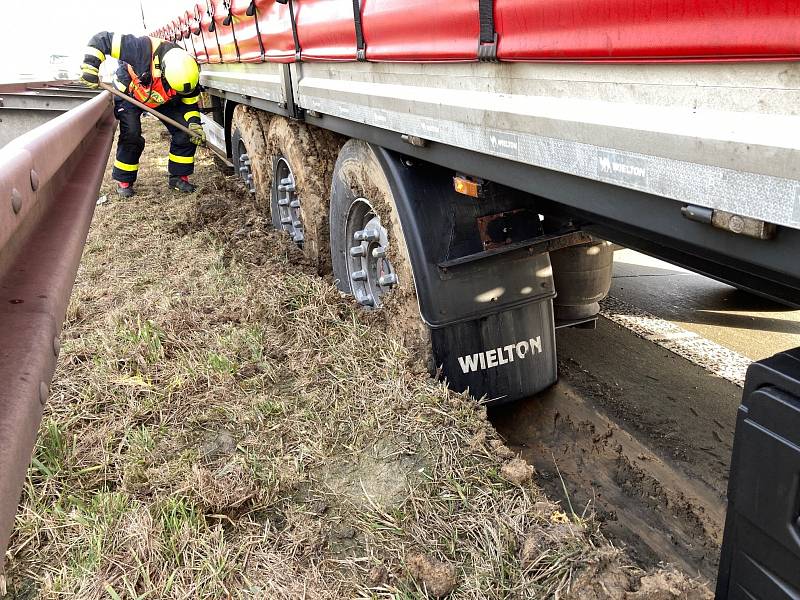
[329,139,431,360]
[267,117,342,274]
[230,105,271,209]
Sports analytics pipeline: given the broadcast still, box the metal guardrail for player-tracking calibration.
[0,82,99,148]
[0,90,115,564]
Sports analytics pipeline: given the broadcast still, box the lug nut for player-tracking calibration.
[356,291,375,307]
[281,216,292,224]
[293,231,305,243]
[350,245,367,257]
[278,184,295,193]
[278,198,289,206]
[351,270,367,282]
[379,273,398,286]
[354,228,379,243]
[372,246,387,259]
[280,177,293,185]
[292,220,302,228]
[289,200,301,209]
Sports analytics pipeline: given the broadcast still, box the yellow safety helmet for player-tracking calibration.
[162,48,199,94]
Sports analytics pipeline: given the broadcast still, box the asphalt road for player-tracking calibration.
[611,249,800,361]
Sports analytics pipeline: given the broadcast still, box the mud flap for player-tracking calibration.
[371,146,557,404]
[430,299,556,405]
[716,347,800,599]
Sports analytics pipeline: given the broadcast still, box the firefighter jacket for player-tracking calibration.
[83,32,201,118]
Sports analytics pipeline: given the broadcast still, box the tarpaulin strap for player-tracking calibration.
[192,8,203,35]
[205,0,224,60]
[222,0,242,61]
[208,0,216,33]
[192,7,210,61]
[248,1,266,60]
[187,32,199,60]
[352,0,366,61]
[276,0,302,61]
[478,0,498,62]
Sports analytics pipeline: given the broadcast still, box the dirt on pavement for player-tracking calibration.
[491,316,741,583]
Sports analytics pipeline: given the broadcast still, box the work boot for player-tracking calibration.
[169,175,197,193]
[115,180,135,198]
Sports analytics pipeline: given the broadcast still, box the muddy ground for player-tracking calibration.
[492,313,741,583]
[2,117,712,599]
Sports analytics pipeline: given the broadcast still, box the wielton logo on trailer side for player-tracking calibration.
[488,132,520,157]
[597,150,649,188]
[457,336,543,374]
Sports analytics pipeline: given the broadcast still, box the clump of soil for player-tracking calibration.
[564,551,711,600]
[406,552,458,598]
[565,549,633,600]
[627,571,713,599]
[501,457,534,485]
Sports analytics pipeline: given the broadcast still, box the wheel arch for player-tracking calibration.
[361,143,556,328]
[223,98,238,160]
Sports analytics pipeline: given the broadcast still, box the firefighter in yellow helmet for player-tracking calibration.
[80,32,205,197]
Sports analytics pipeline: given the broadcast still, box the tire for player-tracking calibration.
[329,139,430,358]
[266,117,342,274]
[230,105,271,209]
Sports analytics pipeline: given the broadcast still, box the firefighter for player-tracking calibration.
[79,32,206,198]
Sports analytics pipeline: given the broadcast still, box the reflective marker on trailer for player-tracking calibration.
[453,175,483,198]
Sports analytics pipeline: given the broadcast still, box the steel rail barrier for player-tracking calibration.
[0,82,99,148]
[0,91,115,565]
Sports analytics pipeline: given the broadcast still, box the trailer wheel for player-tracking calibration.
[230,105,271,208]
[329,140,430,357]
[266,117,340,274]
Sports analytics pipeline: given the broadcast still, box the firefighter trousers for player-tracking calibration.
[111,97,197,184]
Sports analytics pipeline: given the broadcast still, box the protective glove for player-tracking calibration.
[188,122,206,146]
[79,64,100,89]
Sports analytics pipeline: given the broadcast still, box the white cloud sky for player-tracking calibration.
[0,0,192,81]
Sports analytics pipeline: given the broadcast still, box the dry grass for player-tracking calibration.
[2,117,707,599]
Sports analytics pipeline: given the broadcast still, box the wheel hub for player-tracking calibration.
[237,138,256,194]
[347,201,398,308]
[273,157,304,246]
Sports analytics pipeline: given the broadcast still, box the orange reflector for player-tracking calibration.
[453,177,479,198]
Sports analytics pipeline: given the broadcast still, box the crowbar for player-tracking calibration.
[99,81,203,144]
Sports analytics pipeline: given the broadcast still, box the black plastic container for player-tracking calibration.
[716,347,800,599]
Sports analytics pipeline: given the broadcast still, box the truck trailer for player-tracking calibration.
[141,3,800,593]
[147,0,800,401]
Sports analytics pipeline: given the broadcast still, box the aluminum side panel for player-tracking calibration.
[200,62,287,106]
[292,61,800,230]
